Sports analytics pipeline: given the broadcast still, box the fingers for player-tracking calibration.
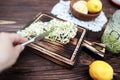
[0,32,28,44]
[14,45,25,58]
[0,32,26,53]
[9,33,28,44]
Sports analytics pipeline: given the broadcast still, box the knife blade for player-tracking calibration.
[21,31,50,46]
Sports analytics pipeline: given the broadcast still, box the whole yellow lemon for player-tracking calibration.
[87,0,102,13]
[89,60,114,80]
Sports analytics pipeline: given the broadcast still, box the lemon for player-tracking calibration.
[87,0,102,13]
[73,1,88,14]
[89,60,114,80]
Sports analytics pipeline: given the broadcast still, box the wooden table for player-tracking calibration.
[0,0,119,80]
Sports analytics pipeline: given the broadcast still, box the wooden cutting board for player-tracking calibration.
[23,13,86,68]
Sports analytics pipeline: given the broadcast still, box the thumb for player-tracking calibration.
[14,45,24,58]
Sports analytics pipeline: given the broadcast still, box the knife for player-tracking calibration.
[21,31,50,46]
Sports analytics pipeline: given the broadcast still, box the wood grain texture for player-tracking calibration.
[0,0,120,80]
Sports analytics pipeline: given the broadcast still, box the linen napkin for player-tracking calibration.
[51,0,107,32]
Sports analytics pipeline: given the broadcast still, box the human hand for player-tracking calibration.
[0,32,27,72]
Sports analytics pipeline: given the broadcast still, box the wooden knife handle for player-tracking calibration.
[82,40,106,58]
